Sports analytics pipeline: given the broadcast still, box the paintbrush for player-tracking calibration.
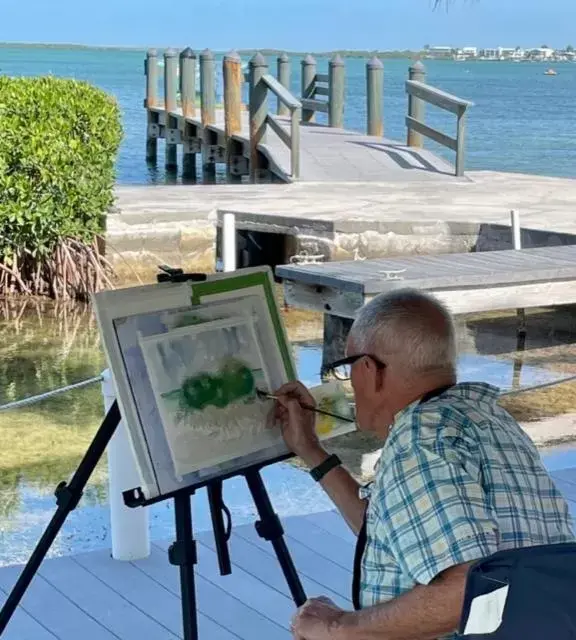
[256,389,356,424]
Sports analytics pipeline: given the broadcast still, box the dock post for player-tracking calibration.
[366,56,384,137]
[180,47,197,182]
[407,60,426,148]
[277,53,291,116]
[510,210,527,388]
[222,212,237,272]
[102,370,150,561]
[249,52,269,183]
[163,48,179,170]
[223,51,243,182]
[301,55,316,123]
[145,49,159,163]
[328,54,345,129]
[455,106,467,177]
[200,49,216,180]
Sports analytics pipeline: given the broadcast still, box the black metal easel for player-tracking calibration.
[0,266,306,639]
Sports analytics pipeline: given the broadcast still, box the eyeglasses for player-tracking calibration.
[322,353,386,381]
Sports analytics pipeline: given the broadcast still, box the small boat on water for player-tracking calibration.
[544,68,558,76]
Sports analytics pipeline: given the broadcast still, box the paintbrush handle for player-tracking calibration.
[301,403,356,424]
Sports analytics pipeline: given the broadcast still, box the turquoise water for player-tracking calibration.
[1,45,575,181]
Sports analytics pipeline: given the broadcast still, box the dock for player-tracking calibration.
[276,244,576,365]
[145,49,473,183]
[1,469,575,639]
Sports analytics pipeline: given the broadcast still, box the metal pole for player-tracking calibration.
[407,60,426,148]
[277,52,291,116]
[328,54,345,129]
[366,56,384,137]
[301,54,316,123]
[249,52,269,183]
[164,48,179,169]
[102,370,150,561]
[145,49,159,162]
[222,212,237,272]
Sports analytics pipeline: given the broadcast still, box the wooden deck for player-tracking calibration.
[277,245,576,317]
[154,107,458,184]
[1,466,576,639]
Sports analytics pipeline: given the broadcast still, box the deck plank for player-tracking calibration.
[0,586,58,640]
[153,539,296,629]
[234,521,352,599]
[303,511,356,544]
[0,566,117,640]
[196,530,350,608]
[132,546,290,639]
[73,549,237,640]
[37,556,180,640]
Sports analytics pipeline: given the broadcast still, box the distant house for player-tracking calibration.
[461,47,478,58]
[480,48,499,60]
[428,46,454,59]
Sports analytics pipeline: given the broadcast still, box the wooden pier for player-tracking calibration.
[276,244,576,366]
[144,49,473,183]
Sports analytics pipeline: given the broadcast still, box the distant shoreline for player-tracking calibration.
[0,41,423,59]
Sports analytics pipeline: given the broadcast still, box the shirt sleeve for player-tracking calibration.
[376,440,499,586]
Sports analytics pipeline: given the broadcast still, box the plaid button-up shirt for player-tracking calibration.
[360,382,575,627]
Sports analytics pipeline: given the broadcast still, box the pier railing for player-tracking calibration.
[248,54,302,180]
[405,61,474,177]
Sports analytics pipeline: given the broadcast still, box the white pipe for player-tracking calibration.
[102,369,150,561]
[511,210,522,250]
[222,212,237,272]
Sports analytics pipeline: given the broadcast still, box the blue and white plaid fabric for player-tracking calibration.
[360,382,575,616]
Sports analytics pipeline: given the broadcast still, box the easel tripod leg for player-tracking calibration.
[169,492,199,640]
[245,469,307,606]
[0,402,121,635]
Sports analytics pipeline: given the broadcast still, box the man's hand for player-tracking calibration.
[273,381,327,465]
[291,597,347,640]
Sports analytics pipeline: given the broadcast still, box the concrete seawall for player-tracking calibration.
[108,171,576,281]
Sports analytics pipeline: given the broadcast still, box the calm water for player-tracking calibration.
[1,45,575,181]
[1,300,576,565]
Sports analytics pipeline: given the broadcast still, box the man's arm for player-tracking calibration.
[273,381,366,534]
[335,561,471,640]
[299,444,366,535]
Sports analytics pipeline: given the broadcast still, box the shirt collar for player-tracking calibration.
[391,381,501,430]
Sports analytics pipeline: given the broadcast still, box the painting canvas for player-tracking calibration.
[92,267,298,500]
[139,316,276,478]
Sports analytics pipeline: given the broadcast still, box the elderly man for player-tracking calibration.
[274,289,575,640]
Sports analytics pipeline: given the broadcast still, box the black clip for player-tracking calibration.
[168,540,197,567]
[55,481,82,511]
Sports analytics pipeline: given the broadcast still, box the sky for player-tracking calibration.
[1,0,575,51]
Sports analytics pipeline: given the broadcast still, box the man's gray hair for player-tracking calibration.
[348,288,457,376]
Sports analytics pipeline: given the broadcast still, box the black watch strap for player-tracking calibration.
[310,454,342,482]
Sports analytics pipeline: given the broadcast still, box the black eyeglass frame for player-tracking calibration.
[322,353,386,380]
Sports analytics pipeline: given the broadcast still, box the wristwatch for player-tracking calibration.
[310,454,342,482]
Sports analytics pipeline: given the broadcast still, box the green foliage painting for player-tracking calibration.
[0,76,122,299]
[163,358,257,413]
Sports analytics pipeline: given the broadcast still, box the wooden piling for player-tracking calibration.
[180,47,197,181]
[366,56,384,137]
[249,52,269,182]
[223,51,243,181]
[200,49,216,179]
[179,47,196,118]
[277,53,291,116]
[301,55,316,123]
[407,60,426,148]
[145,49,159,162]
[328,54,345,129]
[163,48,179,169]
